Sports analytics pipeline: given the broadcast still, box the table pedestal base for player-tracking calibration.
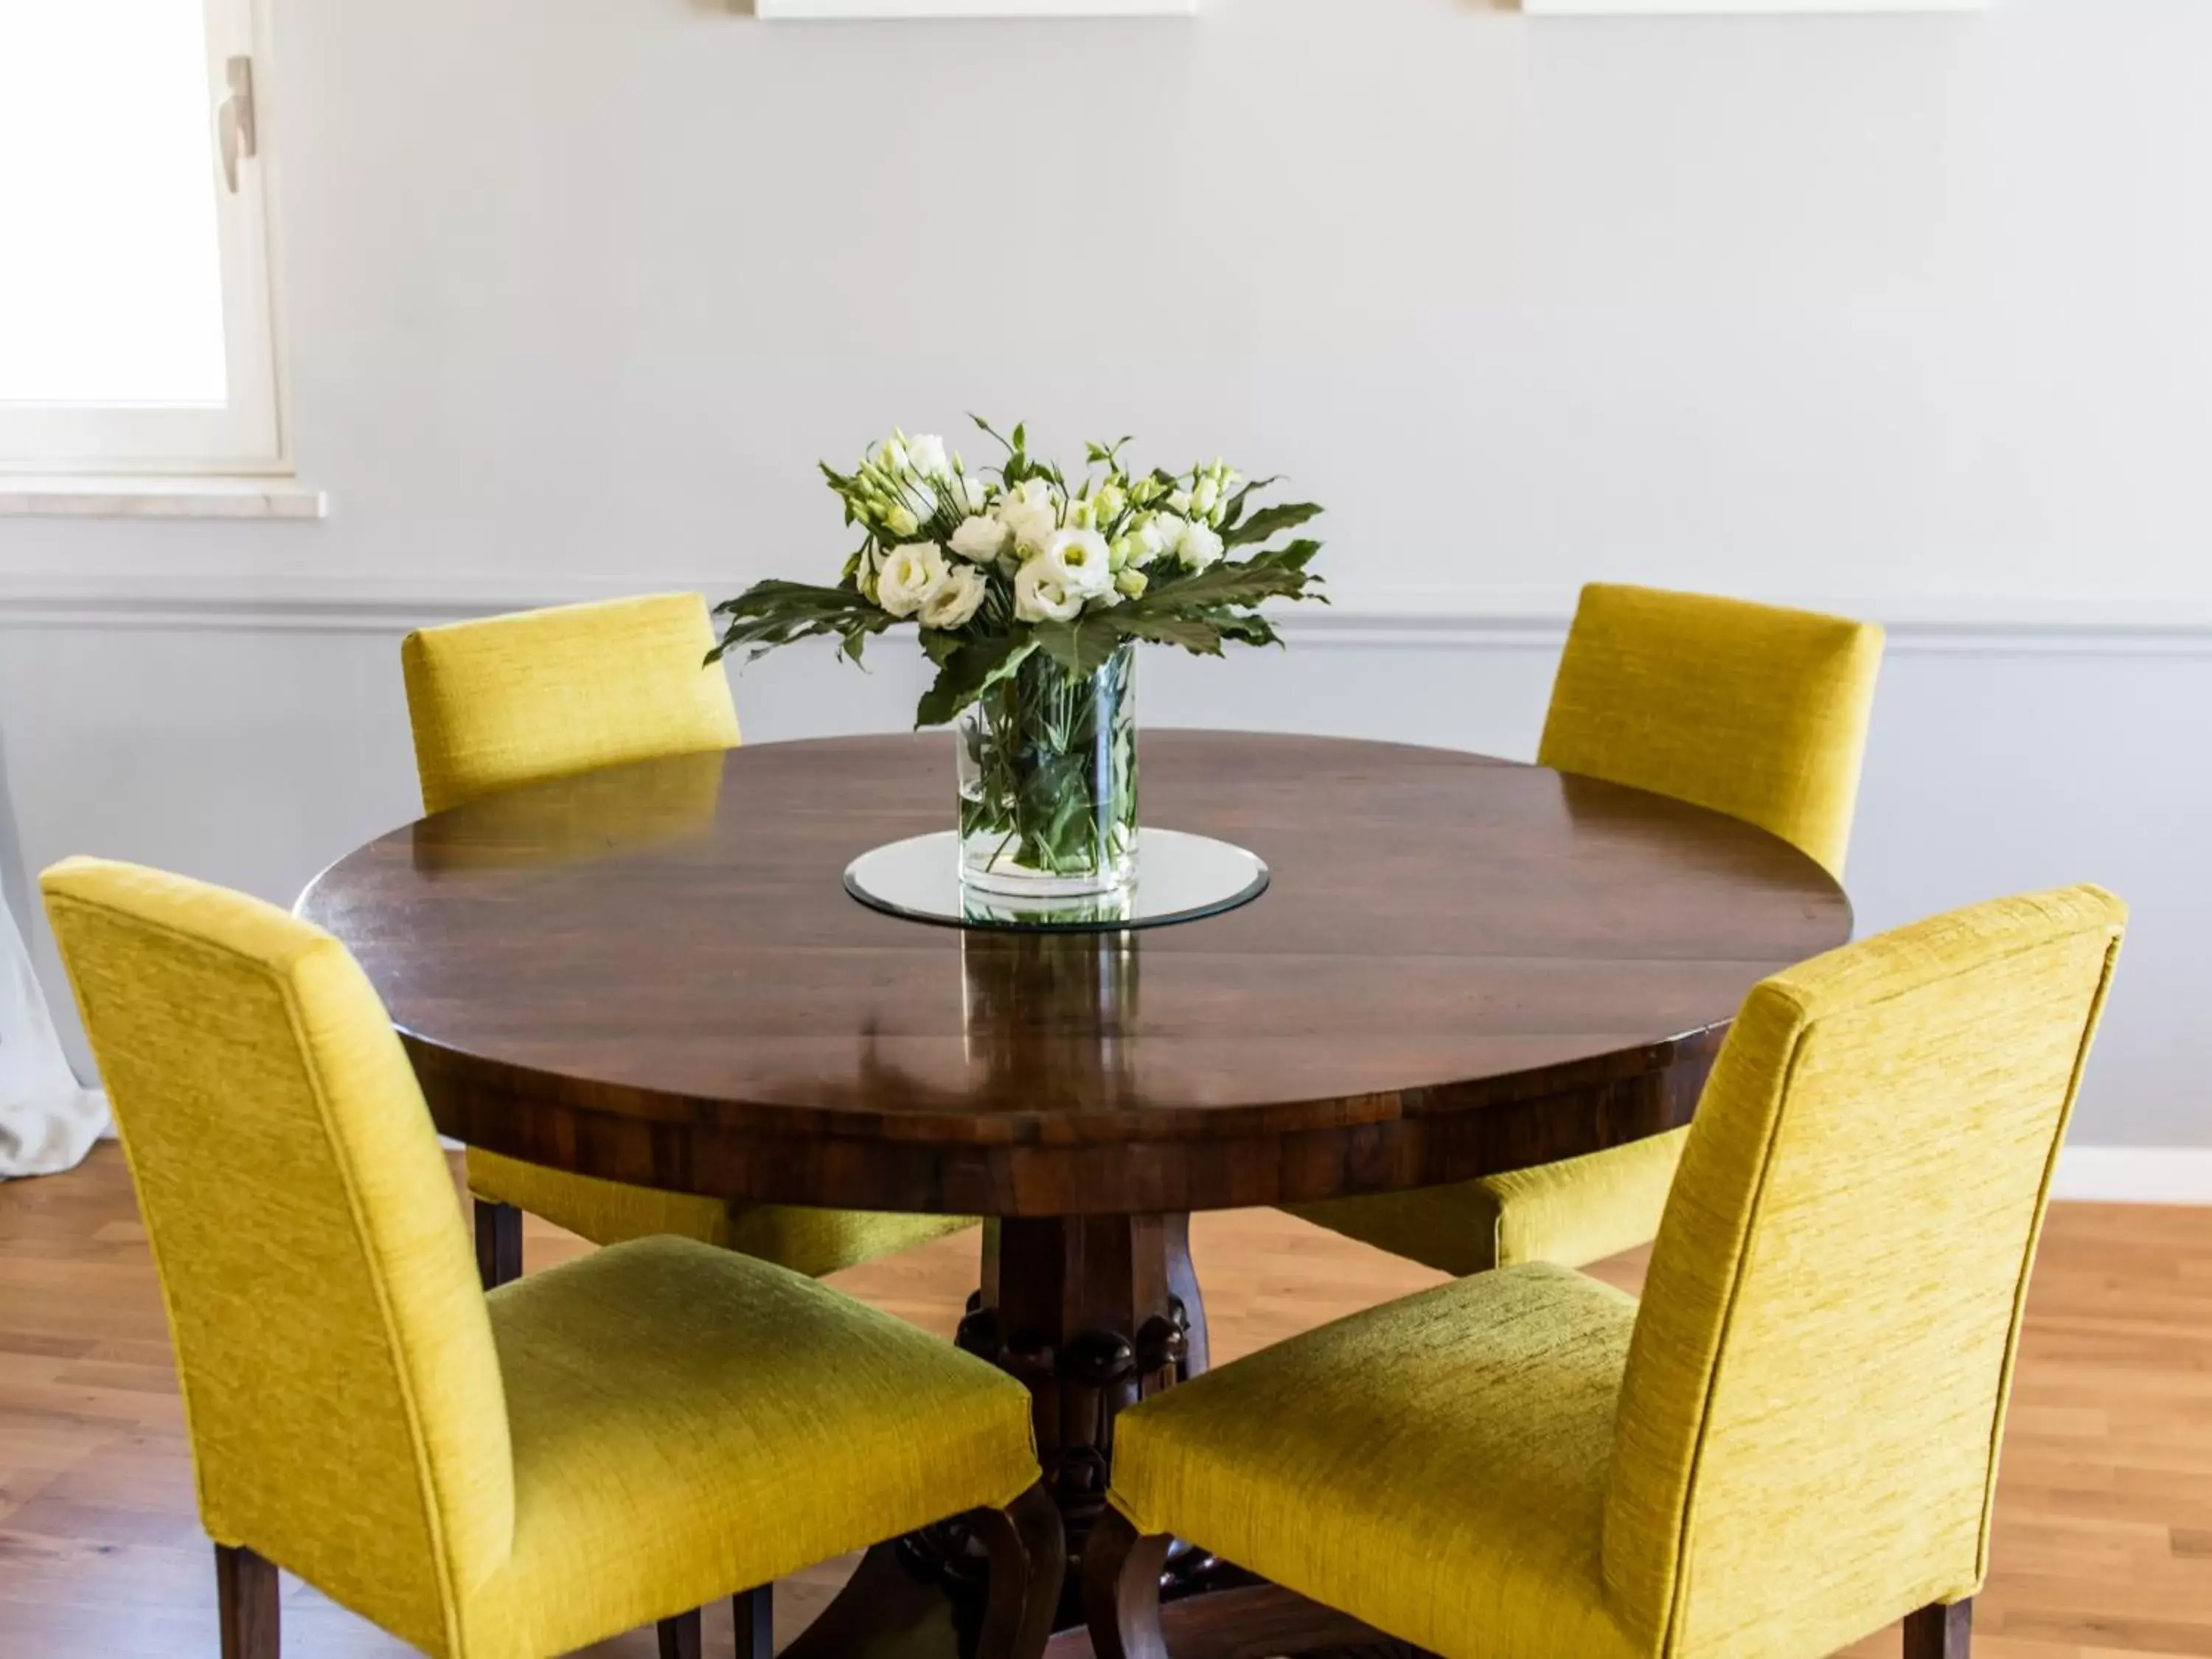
[779,1214,1427,1659]
[961,1214,1192,1567]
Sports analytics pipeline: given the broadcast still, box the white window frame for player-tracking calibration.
[0,0,288,478]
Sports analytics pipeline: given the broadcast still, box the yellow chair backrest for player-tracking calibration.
[39,858,512,1657]
[402,593,741,815]
[1603,885,2126,1658]
[1540,584,1885,878]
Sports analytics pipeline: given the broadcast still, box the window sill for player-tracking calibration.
[0,476,328,521]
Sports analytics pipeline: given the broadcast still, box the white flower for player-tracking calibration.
[1191,476,1221,520]
[950,514,1013,563]
[998,479,1061,555]
[919,562,988,630]
[1171,517,1225,571]
[1015,557,1084,623]
[962,476,991,513]
[1119,517,1166,568]
[877,542,950,619]
[907,433,952,479]
[1042,528,1115,597]
[1167,490,1193,516]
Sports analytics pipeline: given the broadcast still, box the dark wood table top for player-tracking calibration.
[299,731,1851,1216]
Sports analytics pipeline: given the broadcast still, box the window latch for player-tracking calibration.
[218,55,257,194]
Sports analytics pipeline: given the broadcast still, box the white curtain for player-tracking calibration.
[0,893,108,1179]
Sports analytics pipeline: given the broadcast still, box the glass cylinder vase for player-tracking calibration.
[956,642,1138,898]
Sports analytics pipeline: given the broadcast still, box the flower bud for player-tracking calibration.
[1115,568,1149,599]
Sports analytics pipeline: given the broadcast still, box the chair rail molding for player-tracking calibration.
[1,573,2211,653]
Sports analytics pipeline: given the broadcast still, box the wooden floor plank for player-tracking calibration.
[2,1146,2208,1657]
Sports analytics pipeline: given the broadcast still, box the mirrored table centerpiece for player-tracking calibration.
[845,827,1267,933]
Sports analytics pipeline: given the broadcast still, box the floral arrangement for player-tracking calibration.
[709,417,1326,727]
[712,419,1325,896]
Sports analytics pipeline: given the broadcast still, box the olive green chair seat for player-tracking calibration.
[1116,1262,1644,1656]
[1099,886,2125,1659]
[41,857,1057,1659]
[1292,1122,1691,1279]
[485,1234,1038,1654]
[470,1148,977,1283]
[401,593,975,1285]
[1290,583,1885,1277]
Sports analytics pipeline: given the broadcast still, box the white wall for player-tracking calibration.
[2,0,2208,1147]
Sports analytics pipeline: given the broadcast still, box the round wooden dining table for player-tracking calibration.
[299,730,1851,1658]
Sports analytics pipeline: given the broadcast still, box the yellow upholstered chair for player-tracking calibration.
[1089,886,2124,1659]
[401,593,976,1287]
[41,858,1059,1659]
[1292,583,1885,1276]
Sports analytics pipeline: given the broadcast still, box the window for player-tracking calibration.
[0,0,285,475]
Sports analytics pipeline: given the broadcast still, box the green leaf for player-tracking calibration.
[914,633,1038,728]
[1135,557,1314,613]
[1245,537,1325,576]
[709,579,895,666]
[1211,476,1281,536]
[1107,611,1226,655]
[1203,609,1284,649]
[1029,616,1125,680]
[1223,501,1324,549]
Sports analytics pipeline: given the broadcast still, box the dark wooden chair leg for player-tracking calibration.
[657,1608,703,1659]
[1082,1504,1173,1659]
[973,1481,1067,1659]
[215,1544,279,1659]
[734,1585,772,1659]
[1904,1599,1973,1658]
[474,1198,523,1290]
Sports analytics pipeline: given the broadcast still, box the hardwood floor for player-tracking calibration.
[3,1147,2208,1658]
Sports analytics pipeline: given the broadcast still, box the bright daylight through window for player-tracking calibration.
[0,0,284,473]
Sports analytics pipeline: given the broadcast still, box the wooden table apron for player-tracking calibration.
[299,731,1850,1654]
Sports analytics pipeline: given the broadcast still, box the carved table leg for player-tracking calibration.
[959,1217,1191,1583]
[1161,1214,1208,1380]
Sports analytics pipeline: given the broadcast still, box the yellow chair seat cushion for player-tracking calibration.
[1288,1128,1690,1277]
[466,1147,978,1279]
[1110,1262,1646,1659]
[474,1235,1038,1659]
